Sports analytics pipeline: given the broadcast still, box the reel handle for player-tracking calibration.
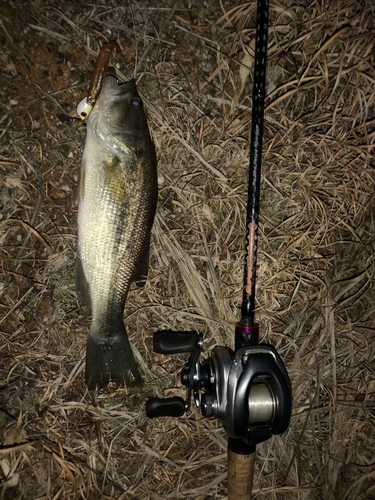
[146,397,186,418]
[153,331,200,354]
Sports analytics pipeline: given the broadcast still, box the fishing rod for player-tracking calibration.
[229,0,279,495]
[146,0,292,497]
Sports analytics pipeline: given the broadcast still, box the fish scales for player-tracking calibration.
[76,73,157,390]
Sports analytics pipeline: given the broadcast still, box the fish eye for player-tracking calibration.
[131,97,143,109]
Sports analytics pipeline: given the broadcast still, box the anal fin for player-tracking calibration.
[75,253,91,307]
[133,237,150,288]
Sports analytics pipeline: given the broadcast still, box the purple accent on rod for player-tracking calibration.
[235,322,259,351]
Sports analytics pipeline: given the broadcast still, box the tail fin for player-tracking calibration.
[85,329,141,390]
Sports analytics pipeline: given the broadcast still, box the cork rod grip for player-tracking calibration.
[227,448,255,500]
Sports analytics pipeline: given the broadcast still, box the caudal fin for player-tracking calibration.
[85,331,141,390]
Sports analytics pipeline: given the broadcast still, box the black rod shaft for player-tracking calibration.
[240,0,269,327]
[229,4,270,497]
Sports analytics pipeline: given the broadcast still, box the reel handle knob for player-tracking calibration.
[145,397,186,418]
[153,330,200,354]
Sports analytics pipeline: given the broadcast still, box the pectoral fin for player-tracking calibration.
[75,252,91,307]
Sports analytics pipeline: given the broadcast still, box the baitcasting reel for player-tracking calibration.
[146,330,292,446]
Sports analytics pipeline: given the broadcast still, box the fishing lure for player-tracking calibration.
[77,40,121,120]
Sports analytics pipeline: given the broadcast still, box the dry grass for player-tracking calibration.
[1,0,375,498]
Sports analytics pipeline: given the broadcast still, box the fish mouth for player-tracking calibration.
[101,72,137,99]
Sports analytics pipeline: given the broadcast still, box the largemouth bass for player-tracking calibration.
[76,71,157,390]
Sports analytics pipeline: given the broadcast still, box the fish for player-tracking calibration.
[76,70,158,390]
